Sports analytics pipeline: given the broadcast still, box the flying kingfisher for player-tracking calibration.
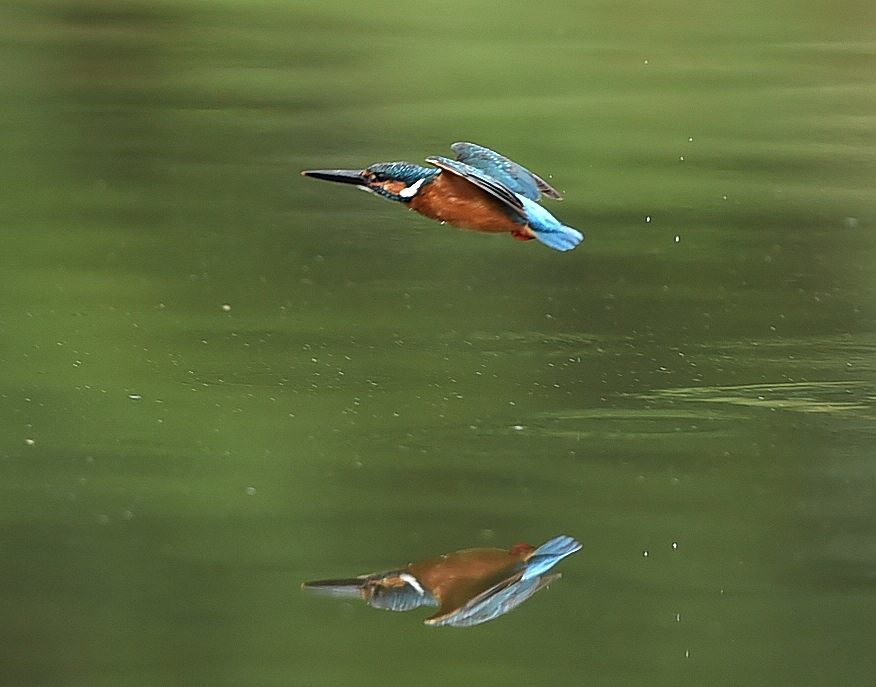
[301,534,581,627]
[301,142,584,252]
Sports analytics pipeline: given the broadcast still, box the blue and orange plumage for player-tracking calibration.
[301,535,582,627]
[301,142,584,252]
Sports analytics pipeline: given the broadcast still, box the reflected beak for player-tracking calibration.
[300,169,369,186]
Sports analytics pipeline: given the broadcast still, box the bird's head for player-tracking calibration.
[301,161,438,202]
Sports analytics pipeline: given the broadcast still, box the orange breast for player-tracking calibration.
[410,173,524,233]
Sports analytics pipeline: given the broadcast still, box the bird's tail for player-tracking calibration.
[518,196,584,252]
[522,535,582,580]
[531,225,584,252]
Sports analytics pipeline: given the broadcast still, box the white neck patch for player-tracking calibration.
[398,573,426,595]
[398,177,426,199]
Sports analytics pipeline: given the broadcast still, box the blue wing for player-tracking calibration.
[425,155,526,217]
[451,142,563,201]
[424,572,562,628]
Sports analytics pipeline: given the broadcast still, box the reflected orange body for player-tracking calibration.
[410,172,531,236]
[409,545,534,614]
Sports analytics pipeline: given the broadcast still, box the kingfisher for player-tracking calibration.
[301,534,581,628]
[301,142,584,252]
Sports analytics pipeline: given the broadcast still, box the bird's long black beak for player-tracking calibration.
[300,169,369,186]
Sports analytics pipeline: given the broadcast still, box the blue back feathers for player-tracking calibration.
[451,142,562,201]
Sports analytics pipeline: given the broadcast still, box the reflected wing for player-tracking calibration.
[425,155,527,217]
[424,572,561,628]
[451,142,562,201]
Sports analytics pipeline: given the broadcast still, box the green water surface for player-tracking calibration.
[1,1,875,686]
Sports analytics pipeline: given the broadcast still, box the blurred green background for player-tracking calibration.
[1,1,875,685]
